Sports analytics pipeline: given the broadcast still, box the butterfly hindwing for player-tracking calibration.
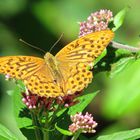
[24,65,64,97]
[64,62,93,94]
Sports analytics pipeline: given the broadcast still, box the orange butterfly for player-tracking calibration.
[0,30,114,98]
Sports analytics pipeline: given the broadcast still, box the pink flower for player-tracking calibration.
[69,112,97,133]
[79,9,113,37]
[22,90,54,110]
[22,90,82,110]
[5,74,11,80]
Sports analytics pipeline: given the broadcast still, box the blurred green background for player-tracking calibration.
[0,0,140,139]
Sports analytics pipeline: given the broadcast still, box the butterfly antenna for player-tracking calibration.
[49,33,64,53]
[19,39,46,54]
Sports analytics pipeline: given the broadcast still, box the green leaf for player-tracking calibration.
[94,49,107,66]
[102,58,140,119]
[56,108,67,117]
[55,123,72,136]
[115,48,133,58]
[97,128,140,140]
[12,86,32,128]
[112,7,128,31]
[0,123,18,140]
[68,91,98,115]
[110,57,134,78]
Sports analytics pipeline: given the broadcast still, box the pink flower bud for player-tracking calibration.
[79,9,113,37]
[69,112,97,133]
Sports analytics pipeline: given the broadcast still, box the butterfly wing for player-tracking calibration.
[0,56,45,79]
[0,30,114,97]
[24,65,64,97]
[0,56,63,97]
[55,30,114,94]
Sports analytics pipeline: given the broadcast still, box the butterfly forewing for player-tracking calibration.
[0,56,44,79]
[56,30,114,63]
[56,30,114,95]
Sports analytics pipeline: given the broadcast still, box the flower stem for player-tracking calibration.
[111,41,140,52]
[71,129,82,140]
[31,111,42,140]
[43,105,62,140]
[43,115,49,140]
[48,105,61,125]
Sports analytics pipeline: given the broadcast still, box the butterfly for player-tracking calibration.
[0,30,114,98]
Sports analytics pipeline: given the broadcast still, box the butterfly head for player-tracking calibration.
[44,52,55,62]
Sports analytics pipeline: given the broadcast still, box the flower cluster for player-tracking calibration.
[22,90,53,109]
[22,89,81,110]
[79,9,113,37]
[69,112,97,133]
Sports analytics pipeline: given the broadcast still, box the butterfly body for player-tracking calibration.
[44,52,64,85]
[0,30,114,97]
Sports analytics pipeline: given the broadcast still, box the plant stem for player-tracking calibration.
[49,105,62,124]
[62,135,67,140]
[71,129,82,140]
[31,111,42,140]
[43,105,62,140]
[111,41,140,52]
[43,115,49,140]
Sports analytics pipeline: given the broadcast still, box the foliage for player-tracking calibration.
[0,1,140,140]
[0,123,19,140]
[97,128,140,140]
